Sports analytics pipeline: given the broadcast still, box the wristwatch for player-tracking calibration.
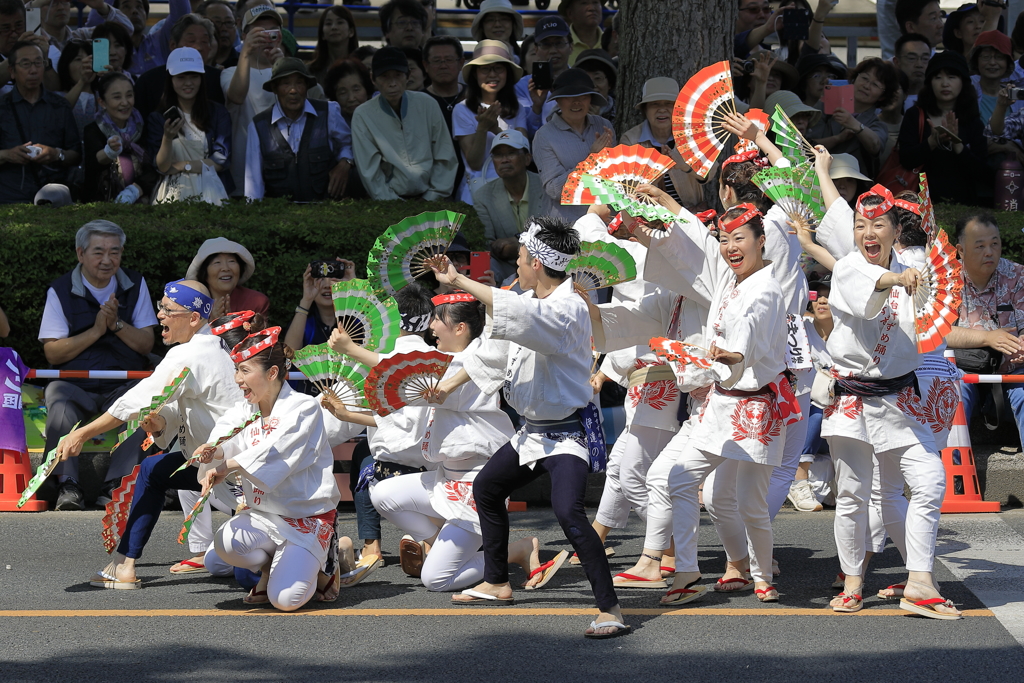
[184,163,192,172]
[57,148,65,163]
[114,319,124,333]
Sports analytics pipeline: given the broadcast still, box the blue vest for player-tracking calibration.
[252,99,333,201]
[49,267,149,391]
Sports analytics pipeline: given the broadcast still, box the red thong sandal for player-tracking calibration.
[243,588,269,605]
[713,577,753,592]
[613,572,668,589]
[899,597,962,621]
[524,550,569,590]
[314,571,339,603]
[831,592,863,613]
[755,586,779,602]
[169,559,206,574]
[660,578,706,606]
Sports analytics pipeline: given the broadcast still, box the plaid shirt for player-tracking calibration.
[957,258,1024,373]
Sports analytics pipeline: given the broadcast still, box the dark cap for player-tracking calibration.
[942,3,980,54]
[574,48,617,90]
[533,15,570,42]
[372,46,410,78]
[796,53,847,81]
[550,67,607,106]
[925,49,971,84]
[262,57,316,92]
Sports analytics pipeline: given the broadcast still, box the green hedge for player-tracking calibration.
[0,199,483,369]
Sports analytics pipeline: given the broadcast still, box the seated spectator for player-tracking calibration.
[283,257,356,355]
[453,40,526,204]
[532,68,614,221]
[894,0,944,49]
[0,0,58,90]
[892,33,931,108]
[38,220,157,509]
[353,45,377,72]
[899,51,988,206]
[764,89,821,137]
[986,85,1024,165]
[379,0,427,50]
[244,58,353,201]
[57,40,98,138]
[812,57,897,177]
[307,5,358,87]
[423,35,466,134]
[90,21,134,76]
[185,237,269,318]
[736,0,809,60]
[351,47,458,201]
[942,2,1000,63]
[796,53,846,119]
[472,130,542,284]
[971,31,1023,129]
[947,213,1024,445]
[471,0,523,62]
[82,72,156,203]
[621,76,707,211]
[197,0,239,68]
[97,0,191,75]
[147,47,232,203]
[39,0,134,58]
[574,48,616,123]
[560,0,602,65]
[878,71,908,163]
[0,41,81,204]
[748,51,799,109]
[520,34,537,73]
[132,14,223,119]
[516,16,572,133]
[827,152,871,205]
[403,46,426,91]
[325,58,373,198]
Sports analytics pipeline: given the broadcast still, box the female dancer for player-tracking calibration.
[200,327,342,611]
[369,292,554,592]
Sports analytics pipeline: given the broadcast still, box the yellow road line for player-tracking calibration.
[0,608,995,618]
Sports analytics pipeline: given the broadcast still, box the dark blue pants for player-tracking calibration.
[473,442,619,612]
[117,451,201,559]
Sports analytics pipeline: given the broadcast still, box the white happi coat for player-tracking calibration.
[463,277,594,467]
[107,326,243,479]
[575,213,682,431]
[816,199,956,447]
[368,334,439,469]
[418,336,515,534]
[642,209,790,465]
[214,383,341,569]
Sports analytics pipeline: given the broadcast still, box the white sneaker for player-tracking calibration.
[787,480,823,512]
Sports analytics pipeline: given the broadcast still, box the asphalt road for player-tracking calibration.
[2,506,1023,683]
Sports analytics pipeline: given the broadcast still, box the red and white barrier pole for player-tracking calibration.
[26,369,309,381]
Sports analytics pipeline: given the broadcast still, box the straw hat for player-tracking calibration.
[186,237,256,285]
[462,39,523,81]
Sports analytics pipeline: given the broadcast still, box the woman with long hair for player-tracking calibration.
[92,21,134,76]
[307,6,359,87]
[57,40,97,138]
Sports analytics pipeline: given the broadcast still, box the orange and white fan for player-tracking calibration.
[649,337,713,369]
[364,350,452,417]
[672,61,737,178]
[733,108,769,154]
[561,144,676,206]
[914,229,963,353]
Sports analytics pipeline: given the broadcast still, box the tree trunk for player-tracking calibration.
[616,0,737,137]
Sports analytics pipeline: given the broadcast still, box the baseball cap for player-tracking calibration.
[166,47,205,75]
[242,4,282,29]
[533,15,570,43]
[489,129,530,153]
[372,46,410,78]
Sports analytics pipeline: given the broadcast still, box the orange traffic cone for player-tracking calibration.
[940,387,1000,513]
[0,449,47,511]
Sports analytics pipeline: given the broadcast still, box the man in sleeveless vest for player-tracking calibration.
[38,221,158,510]
[243,58,353,201]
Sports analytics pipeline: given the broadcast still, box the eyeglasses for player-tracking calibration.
[537,39,570,50]
[0,21,25,34]
[15,59,45,70]
[898,53,930,64]
[477,64,506,76]
[157,303,190,316]
[739,4,771,13]
[392,18,423,29]
[428,56,459,66]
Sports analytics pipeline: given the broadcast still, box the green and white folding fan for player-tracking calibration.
[332,279,400,353]
[293,343,370,408]
[367,211,466,297]
[752,165,826,224]
[770,105,816,166]
[579,175,684,225]
[566,241,638,291]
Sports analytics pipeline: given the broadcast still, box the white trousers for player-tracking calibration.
[211,514,320,611]
[828,436,945,577]
[766,393,810,519]
[595,425,675,529]
[642,419,693,551]
[668,445,776,584]
[371,473,485,592]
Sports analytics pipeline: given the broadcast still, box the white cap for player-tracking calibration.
[489,129,530,153]
[166,47,205,76]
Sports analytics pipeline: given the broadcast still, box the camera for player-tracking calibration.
[740,60,756,74]
[25,145,41,159]
[263,29,280,41]
[1008,87,1024,101]
[309,260,344,279]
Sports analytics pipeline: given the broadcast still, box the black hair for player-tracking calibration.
[894,190,927,247]
[95,71,133,100]
[423,34,464,62]
[433,299,486,341]
[1014,11,1024,54]
[895,0,936,34]
[896,67,910,94]
[211,311,267,349]
[160,57,211,132]
[9,40,43,64]
[308,6,360,76]
[917,66,979,120]
[894,32,932,57]
[324,58,374,111]
[720,205,766,239]
[526,215,581,280]
[849,57,900,108]
[57,40,91,92]
[720,160,771,213]
[857,194,899,230]
[395,283,435,337]
[196,0,232,16]
[114,0,150,16]
[197,252,250,289]
[353,45,378,63]
[379,0,427,35]
[92,21,134,72]
[465,62,520,120]
[233,336,294,382]
[954,212,999,244]
[402,46,425,84]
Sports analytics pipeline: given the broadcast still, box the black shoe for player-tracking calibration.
[55,481,85,511]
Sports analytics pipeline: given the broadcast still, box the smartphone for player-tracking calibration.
[780,7,811,41]
[469,251,490,281]
[25,7,40,33]
[92,38,109,73]
[532,61,553,91]
[309,260,343,279]
[935,125,962,144]
[163,106,182,124]
[823,83,855,114]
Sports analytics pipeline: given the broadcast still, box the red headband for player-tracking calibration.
[211,310,256,336]
[431,291,477,306]
[230,326,281,363]
[606,213,624,235]
[722,150,769,171]
[856,184,896,219]
[893,198,922,215]
[718,203,761,233]
[695,209,718,226]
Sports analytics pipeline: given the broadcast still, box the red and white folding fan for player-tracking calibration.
[918,173,939,244]
[733,108,769,154]
[648,337,713,369]
[914,229,963,353]
[561,144,676,206]
[672,61,736,178]
[364,350,452,417]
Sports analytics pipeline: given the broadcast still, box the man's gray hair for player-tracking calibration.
[171,13,215,46]
[76,220,126,251]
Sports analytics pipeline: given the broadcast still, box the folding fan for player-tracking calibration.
[733,108,769,154]
[171,413,261,476]
[752,165,826,224]
[178,489,213,545]
[332,279,401,353]
[364,350,452,417]
[918,173,939,244]
[101,458,147,553]
[648,337,713,369]
[367,211,466,297]
[914,229,963,354]
[672,61,737,178]
[17,422,79,509]
[770,104,816,166]
[566,241,638,291]
[562,144,676,205]
[111,367,191,454]
[293,343,371,408]
[577,174,684,225]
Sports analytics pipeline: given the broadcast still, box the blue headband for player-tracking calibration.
[164,280,214,319]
